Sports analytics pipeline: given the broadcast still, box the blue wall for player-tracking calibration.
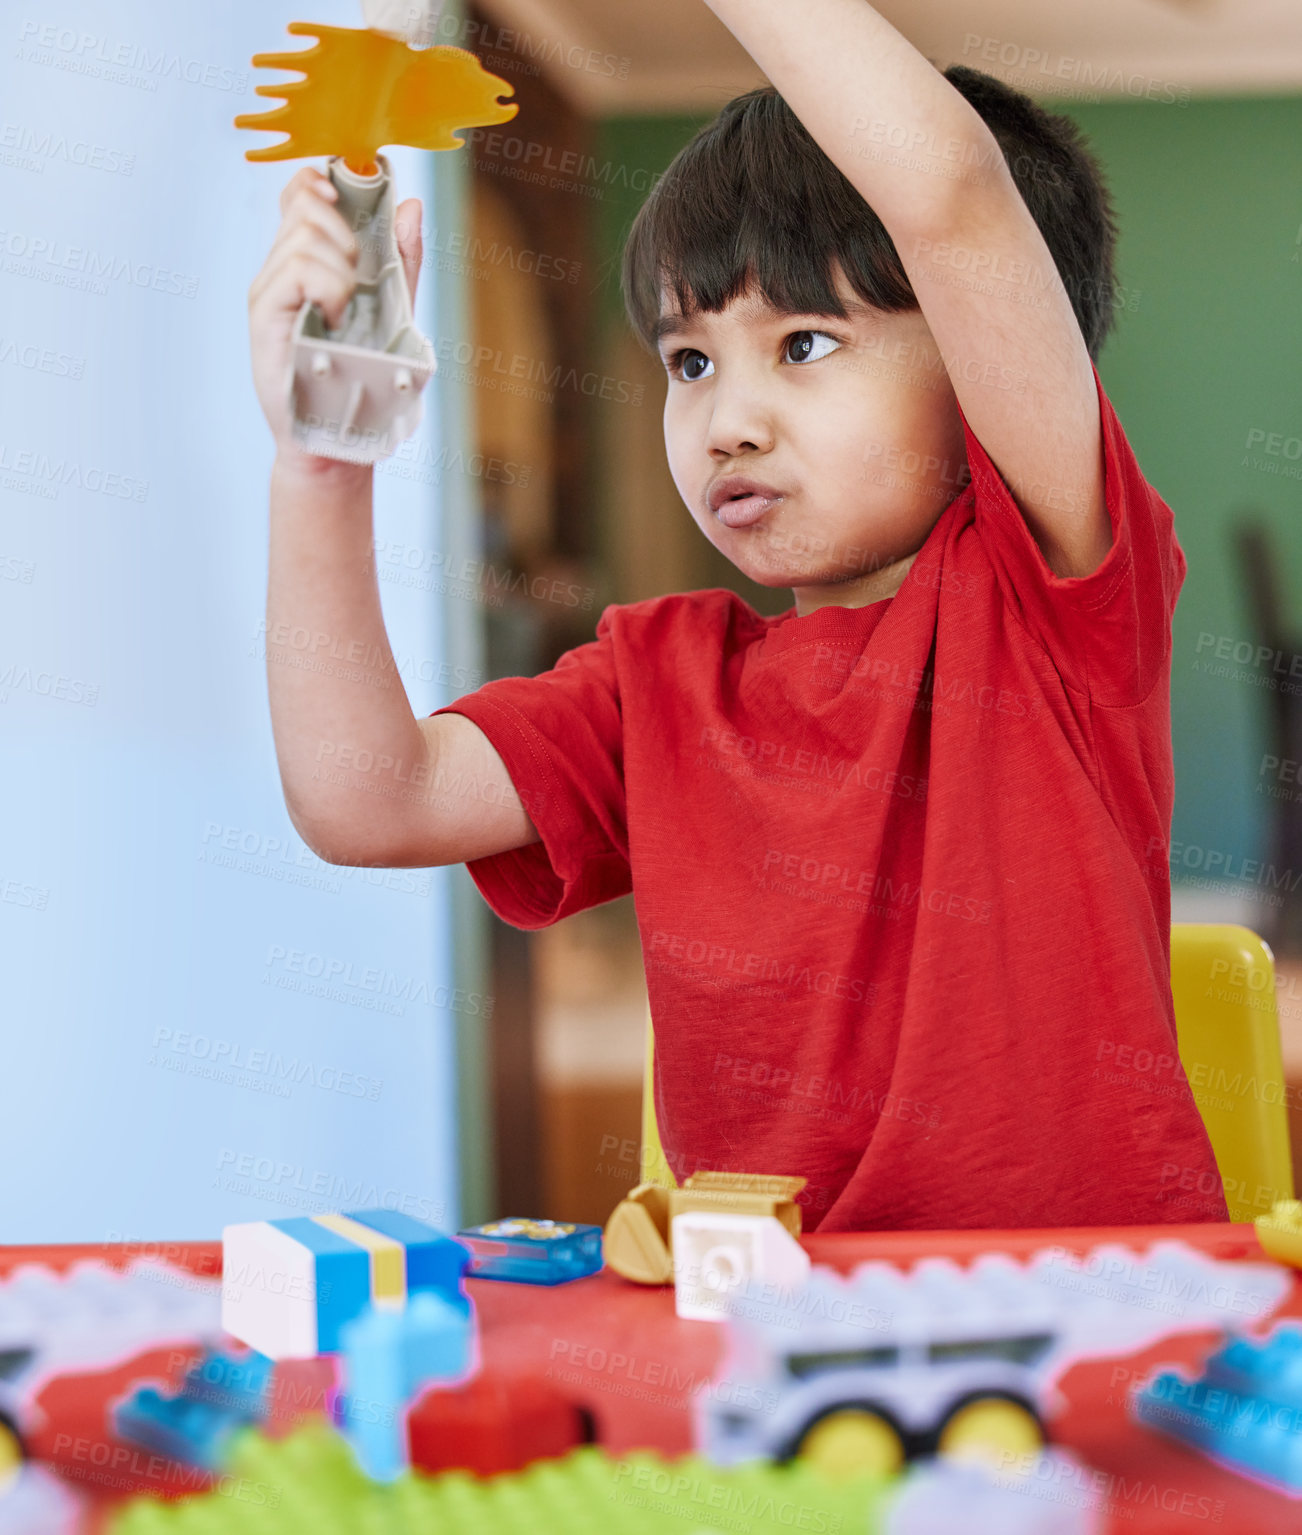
[0,2,472,1241]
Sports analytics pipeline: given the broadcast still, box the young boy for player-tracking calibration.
[248,0,1226,1232]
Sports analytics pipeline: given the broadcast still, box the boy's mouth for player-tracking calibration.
[708,474,784,528]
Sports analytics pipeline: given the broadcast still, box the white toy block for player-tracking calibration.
[0,1259,223,1400]
[221,1209,471,1360]
[671,1212,811,1322]
[220,1221,323,1361]
[694,1240,1294,1468]
[0,1464,85,1534]
[885,1450,1104,1535]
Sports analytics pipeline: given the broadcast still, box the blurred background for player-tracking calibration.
[2,0,1300,1241]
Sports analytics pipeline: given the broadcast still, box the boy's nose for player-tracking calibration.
[706,383,776,458]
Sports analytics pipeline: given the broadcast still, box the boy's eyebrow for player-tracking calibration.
[652,313,692,345]
[653,297,878,347]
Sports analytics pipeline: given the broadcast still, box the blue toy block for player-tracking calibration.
[113,1349,272,1472]
[455,1218,602,1284]
[180,1348,273,1416]
[114,1389,246,1472]
[270,1219,374,1355]
[349,1207,472,1296]
[336,1291,477,1482]
[222,1209,472,1360]
[1132,1323,1302,1493]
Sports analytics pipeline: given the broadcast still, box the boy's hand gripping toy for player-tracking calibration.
[235,9,517,463]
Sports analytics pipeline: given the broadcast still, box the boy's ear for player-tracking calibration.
[394,197,423,305]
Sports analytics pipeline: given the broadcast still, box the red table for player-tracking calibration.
[3,1223,1299,1534]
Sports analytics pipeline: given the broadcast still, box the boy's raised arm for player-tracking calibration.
[250,167,539,869]
[701,0,1111,581]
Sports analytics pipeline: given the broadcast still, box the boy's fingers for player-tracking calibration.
[258,176,416,329]
[253,228,353,314]
[252,226,355,303]
[269,190,358,266]
[255,248,356,329]
[394,197,423,305]
[278,164,336,217]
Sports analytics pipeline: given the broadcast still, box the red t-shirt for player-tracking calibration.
[431,359,1227,1231]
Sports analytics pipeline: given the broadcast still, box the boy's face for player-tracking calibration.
[657,263,970,616]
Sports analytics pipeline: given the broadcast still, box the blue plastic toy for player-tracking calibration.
[1132,1323,1302,1493]
[455,1219,602,1284]
[114,1349,272,1471]
[222,1207,474,1360]
[336,1291,477,1482]
[181,1348,274,1416]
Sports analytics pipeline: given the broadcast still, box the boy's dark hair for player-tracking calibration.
[621,66,1120,363]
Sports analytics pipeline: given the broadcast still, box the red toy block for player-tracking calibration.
[407,1370,591,1476]
[32,1344,218,1502]
[263,1357,339,1438]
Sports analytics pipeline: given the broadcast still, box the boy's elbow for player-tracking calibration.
[289,804,445,870]
[285,802,370,868]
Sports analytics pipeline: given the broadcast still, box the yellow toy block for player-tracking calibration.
[604,1171,808,1285]
[1255,1199,1302,1268]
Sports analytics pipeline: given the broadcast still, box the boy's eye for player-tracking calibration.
[665,329,840,381]
[784,330,840,364]
[668,348,713,382]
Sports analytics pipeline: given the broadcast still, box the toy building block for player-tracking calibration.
[336,1290,476,1482]
[883,1449,1104,1534]
[0,1259,224,1507]
[455,1218,603,1285]
[604,1171,807,1285]
[604,1181,674,1284]
[221,1209,470,1360]
[0,1463,84,1534]
[113,1390,247,1473]
[113,1348,272,1471]
[1255,1198,1302,1268]
[235,21,518,464]
[1131,1322,1302,1493]
[694,1241,1293,1476]
[105,1421,895,1534]
[672,1211,811,1322]
[178,1347,274,1416]
[260,1354,339,1436]
[0,1258,223,1414]
[407,1367,589,1476]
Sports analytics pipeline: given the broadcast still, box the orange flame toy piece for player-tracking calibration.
[234,22,518,172]
[234,21,520,464]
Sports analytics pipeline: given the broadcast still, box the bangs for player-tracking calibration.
[621,88,917,352]
[621,70,1119,362]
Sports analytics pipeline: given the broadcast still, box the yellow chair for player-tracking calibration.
[1170,923,1294,1221]
[640,923,1296,1221]
[640,1010,677,1190]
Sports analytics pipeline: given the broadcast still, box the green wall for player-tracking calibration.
[1062,94,1302,898]
[593,95,1302,893]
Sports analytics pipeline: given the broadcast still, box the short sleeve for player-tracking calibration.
[428,606,631,929]
[960,357,1187,707]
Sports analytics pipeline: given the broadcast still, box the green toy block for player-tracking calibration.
[106,1418,894,1534]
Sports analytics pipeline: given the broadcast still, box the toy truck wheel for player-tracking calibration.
[792,1403,907,1479]
[934,1392,1043,1469]
[0,1409,25,1491]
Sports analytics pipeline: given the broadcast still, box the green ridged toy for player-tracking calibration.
[107,1418,891,1534]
